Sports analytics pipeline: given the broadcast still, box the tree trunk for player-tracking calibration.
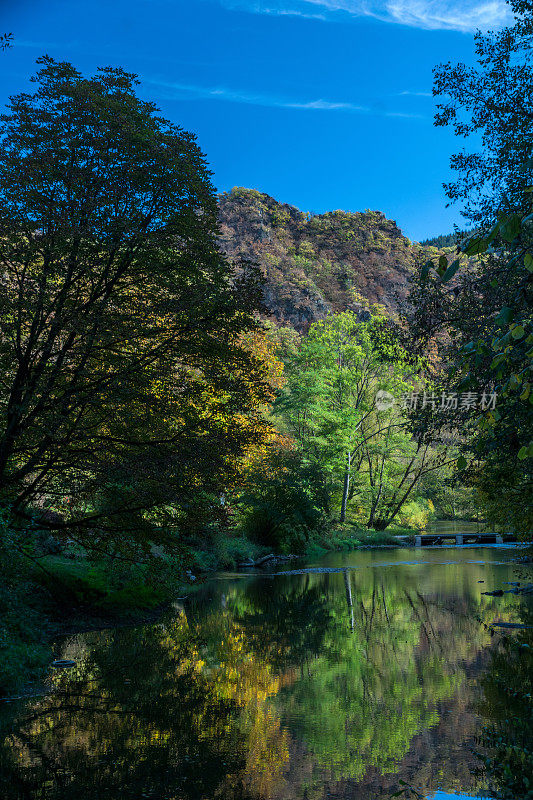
[340,451,351,523]
[344,570,354,631]
[367,488,382,528]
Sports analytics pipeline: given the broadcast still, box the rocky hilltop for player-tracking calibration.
[218,187,428,330]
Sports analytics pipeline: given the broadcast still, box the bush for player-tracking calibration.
[242,500,314,553]
[396,499,434,529]
[237,449,328,553]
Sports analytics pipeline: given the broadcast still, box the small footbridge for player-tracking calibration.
[397,532,517,547]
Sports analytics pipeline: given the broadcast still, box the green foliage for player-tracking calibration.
[278,311,448,528]
[433,0,533,224]
[311,525,400,551]
[421,466,478,521]
[410,3,533,537]
[396,499,435,529]
[237,450,327,552]
[453,209,531,534]
[32,555,171,610]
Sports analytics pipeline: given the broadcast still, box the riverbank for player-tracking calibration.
[186,523,414,573]
[2,521,520,700]
[0,523,413,698]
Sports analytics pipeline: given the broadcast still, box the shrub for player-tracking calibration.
[238,450,328,552]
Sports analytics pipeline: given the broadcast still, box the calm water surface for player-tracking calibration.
[1,543,531,800]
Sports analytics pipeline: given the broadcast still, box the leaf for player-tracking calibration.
[487,220,501,241]
[442,258,460,283]
[490,354,506,370]
[500,214,521,242]
[457,455,467,470]
[458,374,473,390]
[462,235,487,255]
[518,446,528,460]
[525,253,533,273]
[511,325,525,339]
[495,306,513,325]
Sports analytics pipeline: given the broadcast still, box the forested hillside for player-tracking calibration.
[218,187,427,329]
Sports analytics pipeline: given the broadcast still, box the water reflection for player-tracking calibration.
[0,548,530,799]
[476,601,533,800]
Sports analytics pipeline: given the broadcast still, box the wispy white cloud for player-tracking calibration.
[398,90,433,97]
[219,1,327,19]
[285,97,366,109]
[259,5,327,18]
[385,0,511,31]
[218,0,512,33]
[147,78,424,117]
[147,79,361,109]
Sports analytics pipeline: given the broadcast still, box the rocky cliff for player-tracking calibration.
[218,187,429,330]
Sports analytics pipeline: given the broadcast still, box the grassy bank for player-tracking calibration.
[185,522,412,573]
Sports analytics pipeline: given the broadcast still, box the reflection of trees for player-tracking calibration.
[226,568,518,797]
[0,562,524,800]
[0,614,252,799]
[273,577,458,782]
[224,578,333,672]
[478,602,533,800]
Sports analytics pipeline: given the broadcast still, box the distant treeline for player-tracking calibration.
[420,230,471,248]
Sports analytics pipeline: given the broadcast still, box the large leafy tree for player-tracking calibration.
[0,57,269,554]
[417,0,533,535]
[433,0,533,225]
[279,311,449,528]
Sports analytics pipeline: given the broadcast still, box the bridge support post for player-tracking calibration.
[415,535,422,547]
[496,534,503,544]
[456,534,463,545]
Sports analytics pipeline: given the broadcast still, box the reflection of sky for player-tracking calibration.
[427,792,493,800]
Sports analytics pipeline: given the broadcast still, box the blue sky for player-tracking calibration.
[0,0,512,240]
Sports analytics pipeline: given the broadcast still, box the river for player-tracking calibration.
[1,542,532,799]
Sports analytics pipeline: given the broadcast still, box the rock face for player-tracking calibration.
[218,187,427,331]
